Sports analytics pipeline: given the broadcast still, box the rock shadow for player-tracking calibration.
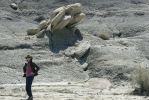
[46,28,83,53]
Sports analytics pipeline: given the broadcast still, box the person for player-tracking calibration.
[23,55,40,100]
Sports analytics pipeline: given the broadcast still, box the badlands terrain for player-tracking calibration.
[1,0,149,99]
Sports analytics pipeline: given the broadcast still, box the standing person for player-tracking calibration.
[23,55,40,100]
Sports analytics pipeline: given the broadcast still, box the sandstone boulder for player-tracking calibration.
[47,24,52,31]
[27,3,85,37]
[74,41,90,58]
[36,29,46,38]
[65,3,82,15]
[51,6,65,19]
[50,10,65,30]
[68,13,85,27]
[38,20,48,31]
[48,3,84,31]
[47,18,51,25]
[53,15,72,30]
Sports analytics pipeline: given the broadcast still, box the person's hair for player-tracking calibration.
[25,55,33,59]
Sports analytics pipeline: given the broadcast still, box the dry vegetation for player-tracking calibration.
[132,63,149,95]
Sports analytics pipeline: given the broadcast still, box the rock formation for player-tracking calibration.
[27,3,85,38]
[27,3,88,54]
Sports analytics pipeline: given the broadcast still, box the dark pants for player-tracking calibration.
[26,76,34,97]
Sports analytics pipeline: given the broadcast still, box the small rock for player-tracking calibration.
[64,47,75,57]
[10,3,18,10]
[134,12,145,16]
[74,41,90,58]
[81,63,88,71]
[64,41,90,58]
[68,82,71,85]
[27,28,39,35]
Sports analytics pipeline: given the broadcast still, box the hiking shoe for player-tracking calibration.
[26,96,33,100]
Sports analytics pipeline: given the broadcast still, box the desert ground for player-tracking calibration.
[1,0,149,99]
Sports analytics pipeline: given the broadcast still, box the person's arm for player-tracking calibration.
[35,63,40,72]
[33,63,40,76]
[23,63,26,77]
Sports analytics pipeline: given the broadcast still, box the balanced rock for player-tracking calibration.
[27,3,85,38]
[47,3,85,31]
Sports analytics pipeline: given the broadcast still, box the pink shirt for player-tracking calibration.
[26,63,34,77]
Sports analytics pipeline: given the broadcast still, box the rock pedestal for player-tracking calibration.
[26,3,89,54]
[47,28,83,53]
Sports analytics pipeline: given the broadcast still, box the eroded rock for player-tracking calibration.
[64,41,90,58]
[74,41,90,58]
[27,3,85,36]
[26,3,87,54]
